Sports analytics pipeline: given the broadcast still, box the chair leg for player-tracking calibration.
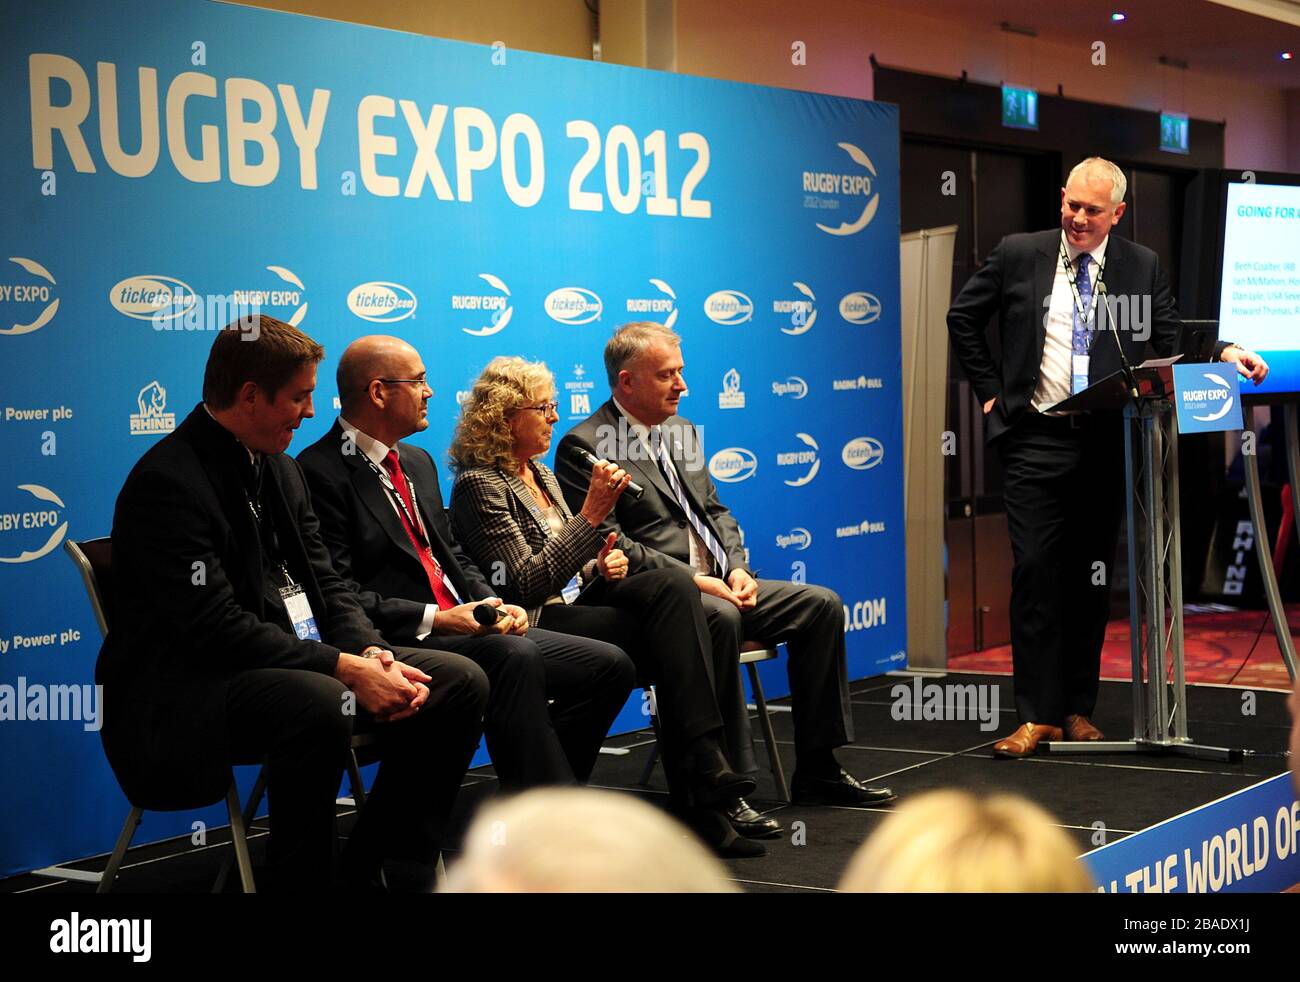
[224,783,257,894]
[637,687,661,786]
[346,750,367,808]
[213,766,268,893]
[96,806,142,893]
[747,662,790,802]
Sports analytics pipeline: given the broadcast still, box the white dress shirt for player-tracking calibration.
[611,397,714,575]
[1031,232,1109,413]
[339,416,444,640]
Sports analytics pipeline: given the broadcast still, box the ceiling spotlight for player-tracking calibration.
[1282,51,1294,61]
[1111,12,1127,21]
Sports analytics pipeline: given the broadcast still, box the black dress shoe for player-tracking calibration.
[670,803,767,858]
[726,798,783,839]
[682,750,756,808]
[791,768,897,806]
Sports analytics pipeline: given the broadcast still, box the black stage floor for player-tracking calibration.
[2,673,1292,894]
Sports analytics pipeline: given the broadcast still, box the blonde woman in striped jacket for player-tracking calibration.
[449,356,778,856]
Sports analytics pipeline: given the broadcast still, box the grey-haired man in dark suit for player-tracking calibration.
[557,321,895,806]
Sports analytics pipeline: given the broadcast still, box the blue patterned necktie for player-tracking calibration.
[651,427,729,576]
[1071,252,1093,395]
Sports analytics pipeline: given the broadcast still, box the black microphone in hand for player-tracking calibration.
[1098,281,1140,401]
[566,446,645,499]
[473,603,505,626]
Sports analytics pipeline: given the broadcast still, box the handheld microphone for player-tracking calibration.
[473,602,506,626]
[566,446,645,499]
[1098,282,1140,401]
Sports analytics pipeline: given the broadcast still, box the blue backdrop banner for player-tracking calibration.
[0,0,904,876]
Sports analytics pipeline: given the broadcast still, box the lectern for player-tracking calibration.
[1040,359,1242,761]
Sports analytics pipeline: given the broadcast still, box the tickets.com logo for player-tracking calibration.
[842,436,885,471]
[347,281,418,323]
[1,257,59,336]
[545,287,603,325]
[708,447,758,483]
[839,292,882,325]
[703,290,753,326]
[109,275,197,322]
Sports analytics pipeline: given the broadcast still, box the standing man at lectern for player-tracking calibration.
[946,156,1269,757]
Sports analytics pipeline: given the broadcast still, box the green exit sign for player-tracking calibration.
[1160,112,1189,154]
[1002,85,1038,131]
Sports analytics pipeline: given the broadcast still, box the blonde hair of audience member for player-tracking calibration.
[839,790,1094,893]
[442,788,738,893]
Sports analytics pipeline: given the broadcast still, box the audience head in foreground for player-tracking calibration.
[443,788,738,893]
[839,790,1094,893]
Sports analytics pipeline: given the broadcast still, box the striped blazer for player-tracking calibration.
[450,461,605,625]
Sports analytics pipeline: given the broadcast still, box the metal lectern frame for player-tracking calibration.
[1040,365,1242,760]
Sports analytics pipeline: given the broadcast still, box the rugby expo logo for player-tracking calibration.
[703,289,753,326]
[708,447,758,483]
[774,281,816,336]
[802,142,881,237]
[232,265,308,327]
[839,291,882,325]
[776,527,812,550]
[109,275,197,323]
[129,381,175,436]
[1184,370,1235,423]
[0,484,68,564]
[842,436,885,471]
[454,273,513,337]
[347,281,418,323]
[772,375,809,399]
[1,257,59,336]
[626,278,678,328]
[545,286,602,325]
[718,368,745,410]
[777,433,820,487]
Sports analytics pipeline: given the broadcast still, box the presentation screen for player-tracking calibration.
[1217,181,1300,398]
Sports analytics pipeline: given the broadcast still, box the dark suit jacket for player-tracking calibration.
[450,462,605,625]
[555,400,750,578]
[97,405,382,811]
[946,229,1226,442]
[296,421,494,643]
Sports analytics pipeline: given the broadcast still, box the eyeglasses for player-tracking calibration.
[376,377,431,391]
[516,401,559,417]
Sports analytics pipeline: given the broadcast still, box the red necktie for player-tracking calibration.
[382,450,459,611]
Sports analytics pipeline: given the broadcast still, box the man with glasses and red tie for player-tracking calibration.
[298,336,634,790]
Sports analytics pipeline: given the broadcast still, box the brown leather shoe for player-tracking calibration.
[992,722,1063,758]
[1064,714,1105,741]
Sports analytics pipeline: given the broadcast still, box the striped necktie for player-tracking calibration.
[1071,252,1093,395]
[651,427,728,576]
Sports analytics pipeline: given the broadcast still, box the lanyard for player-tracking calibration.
[243,486,296,587]
[363,454,433,556]
[1059,239,1106,328]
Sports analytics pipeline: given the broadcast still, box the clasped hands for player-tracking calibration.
[695,568,758,611]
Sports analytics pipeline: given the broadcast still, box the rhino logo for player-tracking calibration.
[137,381,166,417]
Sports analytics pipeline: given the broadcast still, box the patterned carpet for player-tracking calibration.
[949,604,1299,691]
